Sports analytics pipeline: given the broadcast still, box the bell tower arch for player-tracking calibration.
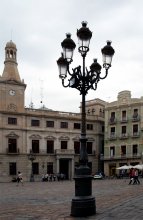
[0,40,26,112]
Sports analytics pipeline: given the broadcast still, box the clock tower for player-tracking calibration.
[0,41,26,112]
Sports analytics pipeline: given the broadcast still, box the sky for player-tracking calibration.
[0,0,143,112]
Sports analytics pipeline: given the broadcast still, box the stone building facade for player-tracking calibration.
[104,90,143,176]
[0,41,105,182]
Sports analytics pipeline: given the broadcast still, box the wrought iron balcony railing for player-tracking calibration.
[100,153,141,161]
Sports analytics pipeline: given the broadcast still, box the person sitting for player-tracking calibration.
[16,171,23,186]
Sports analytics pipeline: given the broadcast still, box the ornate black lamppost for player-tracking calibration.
[28,150,36,182]
[57,21,115,217]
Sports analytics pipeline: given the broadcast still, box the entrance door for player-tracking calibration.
[109,165,116,176]
[59,159,69,179]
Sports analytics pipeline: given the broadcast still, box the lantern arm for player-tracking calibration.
[61,65,82,89]
[92,82,98,91]
[83,68,100,93]
[98,68,108,79]
[67,64,82,77]
[72,65,82,77]
[89,81,98,91]
[69,66,82,91]
[61,78,70,88]
[83,67,108,93]
[66,63,73,76]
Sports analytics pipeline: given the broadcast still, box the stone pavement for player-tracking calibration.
[0,178,143,220]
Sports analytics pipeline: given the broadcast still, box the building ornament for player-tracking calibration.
[72,136,80,141]
[44,135,56,140]
[7,103,17,112]
[29,134,42,139]
[6,132,19,138]
[59,136,70,140]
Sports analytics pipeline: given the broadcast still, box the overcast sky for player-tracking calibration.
[0,0,143,112]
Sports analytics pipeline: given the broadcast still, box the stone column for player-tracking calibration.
[71,158,74,179]
[56,157,59,174]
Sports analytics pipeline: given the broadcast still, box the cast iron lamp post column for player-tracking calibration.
[57,21,115,217]
[28,150,36,182]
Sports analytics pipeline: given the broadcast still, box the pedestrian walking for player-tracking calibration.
[128,168,135,185]
[133,169,140,185]
[16,171,23,186]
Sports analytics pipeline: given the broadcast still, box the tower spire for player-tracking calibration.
[1,40,21,82]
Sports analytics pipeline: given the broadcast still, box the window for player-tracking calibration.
[32,162,39,175]
[121,145,126,156]
[87,124,93,130]
[9,162,16,175]
[102,125,104,133]
[47,140,54,153]
[111,112,115,119]
[32,140,39,153]
[121,126,126,134]
[110,112,115,123]
[110,146,115,157]
[92,109,95,114]
[74,123,80,129]
[133,124,138,134]
[74,141,80,154]
[8,139,17,153]
[47,162,53,174]
[61,141,67,149]
[133,109,138,118]
[111,127,115,135]
[60,122,68,128]
[87,142,92,154]
[133,144,138,155]
[99,108,104,117]
[46,121,54,128]
[87,109,90,114]
[8,117,17,125]
[122,110,126,121]
[111,127,115,132]
[31,119,40,126]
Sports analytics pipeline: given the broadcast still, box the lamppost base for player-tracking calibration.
[71,165,96,217]
[71,196,96,217]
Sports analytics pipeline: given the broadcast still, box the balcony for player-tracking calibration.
[132,132,140,138]
[6,148,20,155]
[29,149,55,155]
[101,153,141,161]
[109,133,117,140]
[55,149,75,155]
[120,133,128,139]
[120,118,128,123]
[109,118,116,125]
[132,115,140,122]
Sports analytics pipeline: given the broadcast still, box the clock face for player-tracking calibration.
[9,90,16,96]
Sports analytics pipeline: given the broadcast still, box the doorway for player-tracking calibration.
[109,164,116,176]
[59,159,69,179]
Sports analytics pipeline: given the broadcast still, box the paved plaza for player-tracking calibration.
[0,178,143,220]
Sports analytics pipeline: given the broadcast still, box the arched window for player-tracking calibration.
[10,50,13,58]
